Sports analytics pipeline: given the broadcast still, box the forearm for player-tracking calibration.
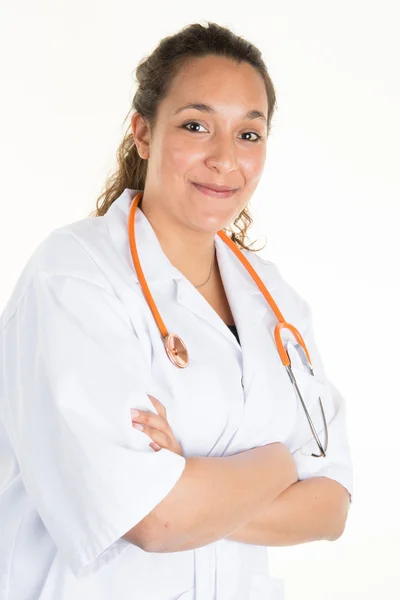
[225,476,351,546]
[141,443,297,553]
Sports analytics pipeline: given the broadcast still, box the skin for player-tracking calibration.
[129,55,351,544]
[130,54,268,288]
[131,398,350,545]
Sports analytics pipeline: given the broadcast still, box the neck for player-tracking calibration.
[139,195,217,288]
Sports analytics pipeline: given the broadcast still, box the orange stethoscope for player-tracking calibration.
[128,191,328,457]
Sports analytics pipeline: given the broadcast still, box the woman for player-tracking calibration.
[0,21,352,600]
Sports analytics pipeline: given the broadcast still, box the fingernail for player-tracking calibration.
[132,423,144,431]
[130,409,140,418]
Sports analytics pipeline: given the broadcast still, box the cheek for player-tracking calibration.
[240,149,266,183]
[163,136,201,174]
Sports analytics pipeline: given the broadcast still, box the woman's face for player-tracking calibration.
[132,54,269,234]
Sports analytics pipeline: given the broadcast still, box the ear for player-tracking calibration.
[131,112,151,159]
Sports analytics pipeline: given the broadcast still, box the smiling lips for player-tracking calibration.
[191,182,238,198]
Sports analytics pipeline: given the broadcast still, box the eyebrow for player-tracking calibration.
[173,102,267,124]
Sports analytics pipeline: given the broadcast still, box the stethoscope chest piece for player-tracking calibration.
[164,333,189,368]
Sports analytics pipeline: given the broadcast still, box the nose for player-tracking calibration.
[205,134,238,173]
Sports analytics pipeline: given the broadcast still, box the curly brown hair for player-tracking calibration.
[90,21,278,252]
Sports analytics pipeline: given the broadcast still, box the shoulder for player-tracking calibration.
[1,216,111,328]
[34,219,110,284]
[241,248,280,282]
[241,248,309,320]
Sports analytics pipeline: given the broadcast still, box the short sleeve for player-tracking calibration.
[285,301,353,501]
[1,238,186,577]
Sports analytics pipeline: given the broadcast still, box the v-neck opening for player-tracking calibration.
[226,323,241,346]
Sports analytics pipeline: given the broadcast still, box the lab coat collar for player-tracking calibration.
[105,187,275,294]
[105,187,278,355]
[105,187,186,286]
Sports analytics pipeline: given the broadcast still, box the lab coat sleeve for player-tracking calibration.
[285,299,353,500]
[1,257,186,577]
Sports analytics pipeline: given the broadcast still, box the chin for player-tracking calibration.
[179,203,236,234]
[192,216,230,234]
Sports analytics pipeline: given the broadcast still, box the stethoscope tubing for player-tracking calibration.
[128,191,328,456]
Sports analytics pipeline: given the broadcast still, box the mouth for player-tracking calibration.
[191,182,238,199]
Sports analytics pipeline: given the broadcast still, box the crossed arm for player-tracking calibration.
[225,475,351,546]
[126,401,351,552]
[125,441,351,553]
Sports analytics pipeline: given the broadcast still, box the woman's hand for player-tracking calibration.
[130,394,184,456]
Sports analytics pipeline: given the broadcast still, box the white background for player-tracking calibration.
[1,1,399,598]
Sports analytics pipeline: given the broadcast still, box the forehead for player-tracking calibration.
[162,55,268,115]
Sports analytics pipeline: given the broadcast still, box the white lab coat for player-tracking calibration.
[0,187,353,600]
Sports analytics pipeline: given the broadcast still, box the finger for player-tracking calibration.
[147,394,167,418]
[131,409,169,435]
[149,442,161,452]
[132,422,172,450]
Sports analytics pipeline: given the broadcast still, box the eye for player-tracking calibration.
[181,121,263,142]
[181,121,208,133]
[240,131,263,143]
